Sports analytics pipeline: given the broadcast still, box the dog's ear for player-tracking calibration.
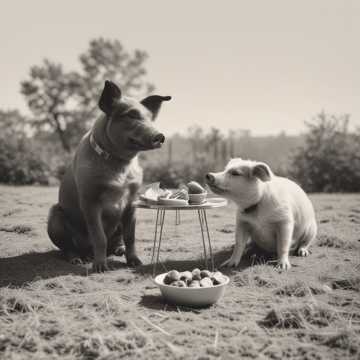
[141,95,171,120]
[252,163,272,182]
[98,81,122,115]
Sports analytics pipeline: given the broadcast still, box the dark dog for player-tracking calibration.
[48,80,171,272]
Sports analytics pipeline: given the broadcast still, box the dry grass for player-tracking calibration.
[319,265,360,292]
[259,302,342,329]
[316,234,357,250]
[0,187,360,359]
[274,280,329,297]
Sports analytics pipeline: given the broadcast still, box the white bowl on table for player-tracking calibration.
[154,272,229,307]
[188,192,208,205]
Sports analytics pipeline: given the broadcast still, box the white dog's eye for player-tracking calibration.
[229,170,242,176]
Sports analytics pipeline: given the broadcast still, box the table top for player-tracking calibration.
[135,197,228,210]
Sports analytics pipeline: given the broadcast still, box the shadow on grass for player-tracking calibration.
[139,294,211,312]
[136,244,274,277]
[0,250,127,288]
[0,243,274,288]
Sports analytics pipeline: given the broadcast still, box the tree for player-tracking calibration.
[75,38,154,126]
[290,112,360,192]
[21,38,154,152]
[21,60,81,152]
[187,126,205,162]
[0,109,28,137]
[206,127,222,167]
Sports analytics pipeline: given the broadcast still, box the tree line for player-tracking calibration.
[0,38,359,192]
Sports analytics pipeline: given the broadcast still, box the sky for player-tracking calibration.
[1,0,359,136]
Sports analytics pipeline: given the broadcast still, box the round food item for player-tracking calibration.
[171,280,186,287]
[188,280,201,288]
[187,181,206,194]
[192,268,202,281]
[163,274,173,285]
[167,270,180,282]
[212,271,226,285]
[180,271,192,282]
[200,270,212,278]
[200,277,213,287]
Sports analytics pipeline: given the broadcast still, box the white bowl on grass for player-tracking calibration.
[154,273,229,307]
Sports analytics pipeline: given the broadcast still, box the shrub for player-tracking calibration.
[142,154,214,188]
[0,136,50,185]
[289,112,360,192]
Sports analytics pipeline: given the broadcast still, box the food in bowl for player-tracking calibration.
[187,181,207,204]
[187,181,206,194]
[163,268,227,287]
[192,268,202,280]
[165,270,180,283]
[154,268,229,307]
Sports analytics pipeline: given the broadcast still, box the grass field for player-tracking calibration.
[0,185,359,359]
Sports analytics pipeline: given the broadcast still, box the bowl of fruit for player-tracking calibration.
[154,268,229,307]
[187,181,207,205]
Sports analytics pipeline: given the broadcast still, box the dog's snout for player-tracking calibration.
[152,133,165,145]
[206,173,215,185]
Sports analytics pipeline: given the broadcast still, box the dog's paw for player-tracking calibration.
[276,258,291,271]
[220,256,241,268]
[126,254,143,267]
[298,247,310,257]
[92,259,109,273]
[114,245,126,257]
[69,257,83,265]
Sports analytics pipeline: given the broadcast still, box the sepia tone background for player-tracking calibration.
[1,2,360,360]
[1,0,360,191]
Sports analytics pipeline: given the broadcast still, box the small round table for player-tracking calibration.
[136,198,227,276]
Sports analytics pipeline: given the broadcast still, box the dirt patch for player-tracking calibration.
[0,224,33,234]
[2,209,22,217]
[316,234,356,249]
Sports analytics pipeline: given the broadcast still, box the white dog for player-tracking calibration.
[206,158,317,270]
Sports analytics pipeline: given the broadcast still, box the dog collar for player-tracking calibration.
[243,202,259,214]
[89,133,110,160]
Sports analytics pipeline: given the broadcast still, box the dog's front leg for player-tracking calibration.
[82,205,109,272]
[122,204,142,267]
[276,221,294,270]
[221,217,249,268]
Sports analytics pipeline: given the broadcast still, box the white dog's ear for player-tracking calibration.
[252,163,272,182]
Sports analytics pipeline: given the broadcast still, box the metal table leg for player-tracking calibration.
[197,209,209,269]
[175,209,181,225]
[150,209,161,265]
[151,208,214,277]
[152,209,166,276]
[202,209,215,271]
